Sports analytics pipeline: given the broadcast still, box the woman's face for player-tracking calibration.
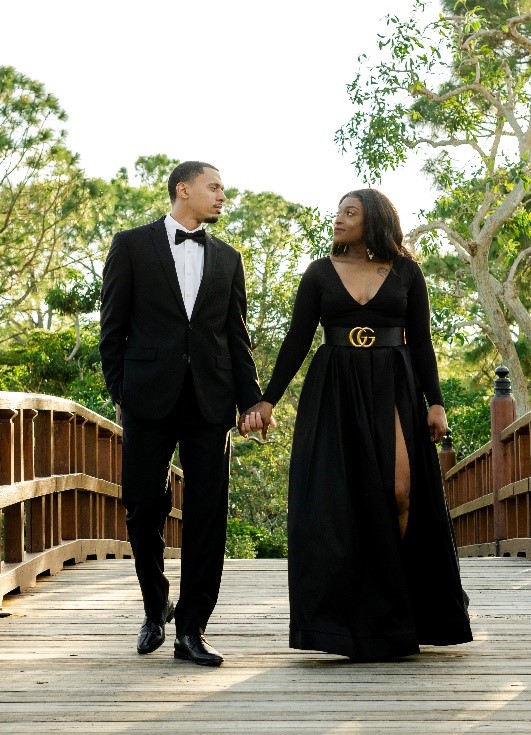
[333,197,364,248]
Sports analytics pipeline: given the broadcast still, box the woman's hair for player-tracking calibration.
[332,188,413,260]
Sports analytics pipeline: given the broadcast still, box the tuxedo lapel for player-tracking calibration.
[149,218,187,318]
[191,233,219,318]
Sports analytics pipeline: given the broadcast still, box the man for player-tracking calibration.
[99,161,262,666]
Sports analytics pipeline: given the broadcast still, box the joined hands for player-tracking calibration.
[238,401,276,440]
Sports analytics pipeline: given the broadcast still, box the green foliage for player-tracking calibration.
[134,154,180,186]
[0,324,114,420]
[95,155,178,240]
[337,2,531,184]
[0,329,82,393]
[439,1,531,23]
[441,377,492,458]
[225,518,287,559]
[0,66,97,338]
[230,431,291,531]
[225,526,257,559]
[297,206,334,260]
[212,190,306,371]
[45,272,101,316]
[0,65,66,158]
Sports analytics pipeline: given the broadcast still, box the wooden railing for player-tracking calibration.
[0,392,183,605]
[440,366,531,558]
[1,367,528,604]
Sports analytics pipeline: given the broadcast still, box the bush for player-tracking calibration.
[225,517,287,559]
[225,532,257,559]
[255,528,287,559]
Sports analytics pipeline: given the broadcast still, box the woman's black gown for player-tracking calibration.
[262,256,473,661]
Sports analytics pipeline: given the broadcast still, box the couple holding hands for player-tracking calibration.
[99,161,472,668]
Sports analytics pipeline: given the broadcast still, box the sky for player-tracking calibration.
[2,0,443,232]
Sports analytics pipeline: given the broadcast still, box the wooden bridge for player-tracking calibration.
[0,556,530,733]
[0,366,530,733]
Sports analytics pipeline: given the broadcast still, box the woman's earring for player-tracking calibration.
[367,248,374,260]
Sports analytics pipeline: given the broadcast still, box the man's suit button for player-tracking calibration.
[182,354,189,361]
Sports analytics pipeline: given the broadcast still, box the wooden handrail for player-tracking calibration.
[0,392,183,605]
[441,367,531,558]
[2,368,528,603]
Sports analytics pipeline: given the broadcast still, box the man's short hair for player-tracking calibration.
[168,161,219,203]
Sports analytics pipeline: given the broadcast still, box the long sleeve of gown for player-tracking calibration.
[405,262,444,407]
[262,264,321,406]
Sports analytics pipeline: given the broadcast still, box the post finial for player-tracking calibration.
[441,429,453,450]
[494,365,511,396]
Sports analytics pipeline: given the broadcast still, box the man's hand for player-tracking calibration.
[238,401,276,440]
[427,404,448,443]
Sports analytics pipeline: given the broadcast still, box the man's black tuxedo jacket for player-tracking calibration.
[99,217,261,424]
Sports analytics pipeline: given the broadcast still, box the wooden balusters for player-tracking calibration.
[0,409,19,567]
[0,392,183,603]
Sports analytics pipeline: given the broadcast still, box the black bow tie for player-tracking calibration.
[174,229,207,246]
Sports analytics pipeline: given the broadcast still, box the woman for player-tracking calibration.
[242,189,472,661]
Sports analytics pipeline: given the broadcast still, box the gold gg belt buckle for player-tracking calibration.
[348,326,376,348]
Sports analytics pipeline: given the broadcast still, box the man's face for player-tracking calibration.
[183,167,226,224]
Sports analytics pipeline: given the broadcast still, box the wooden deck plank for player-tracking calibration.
[0,557,530,734]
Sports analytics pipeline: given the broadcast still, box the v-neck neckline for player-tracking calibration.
[327,256,393,307]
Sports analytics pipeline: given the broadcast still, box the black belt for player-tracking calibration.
[324,326,405,348]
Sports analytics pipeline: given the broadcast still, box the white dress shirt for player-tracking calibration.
[165,214,205,319]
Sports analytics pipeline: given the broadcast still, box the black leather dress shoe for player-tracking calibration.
[137,600,175,654]
[174,634,224,666]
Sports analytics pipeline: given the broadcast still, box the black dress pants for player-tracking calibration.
[122,370,231,635]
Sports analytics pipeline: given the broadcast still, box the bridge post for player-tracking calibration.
[491,365,516,553]
[439,430,456,483]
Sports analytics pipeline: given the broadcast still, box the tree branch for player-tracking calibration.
[503,252,531,339]
[479,181,526,246]
[502,60,515,111]
[507,245,531,286]
[508,13,531,53]
[471,187,496,241]
[406,221,472,261]
[487,116,505,171]
[415,82,524,139]
[408,137,487,158]
[65,314,82,361]
[461,14,531,55]
[490,262,531,341]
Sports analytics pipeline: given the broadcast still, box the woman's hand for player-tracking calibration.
[238,401,276,440]
[427,404,448,443]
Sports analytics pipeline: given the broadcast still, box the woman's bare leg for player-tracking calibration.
[395,407,411,539]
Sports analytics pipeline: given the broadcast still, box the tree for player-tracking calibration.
[45,272,102,360]
[214,191,307,378]
[440,0,531,24]
[336,1,531,413]
[0,66,96,341]
[0,324,111,417]
[209,190,317,542]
